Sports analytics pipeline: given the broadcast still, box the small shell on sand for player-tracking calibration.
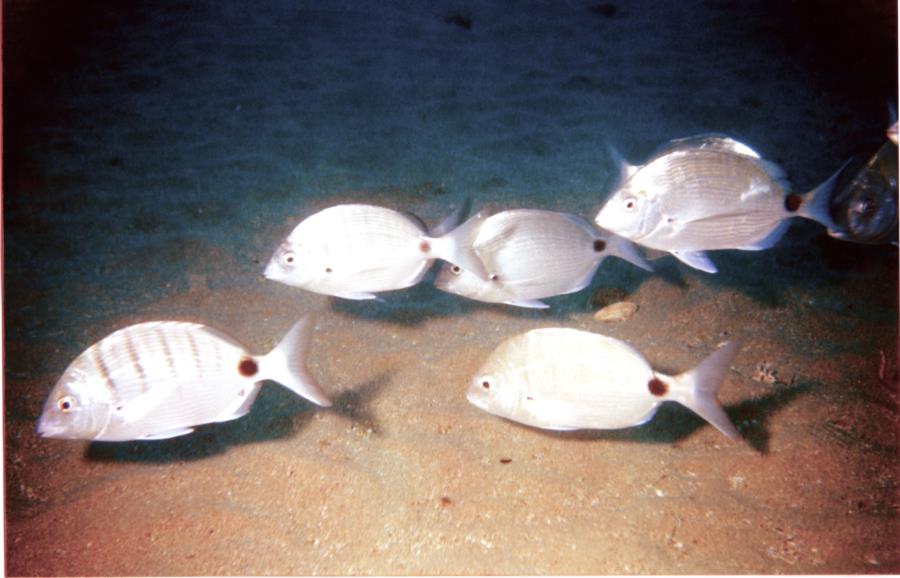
[593,301,638,321]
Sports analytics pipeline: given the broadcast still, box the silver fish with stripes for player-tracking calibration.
[264,203,488,300]
[594,135,842,273]
[468,328,741,440]
[434,209,651,309]
[37,317,331,441]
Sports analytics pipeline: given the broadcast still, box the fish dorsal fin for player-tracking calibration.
[398,210,429,233]
[756,158,790,191]
[656,134,761,160]
[605,143,640,191]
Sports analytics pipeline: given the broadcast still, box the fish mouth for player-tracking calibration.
[36,417,68,439]
[465,387,488,410]
[262,259,283,281]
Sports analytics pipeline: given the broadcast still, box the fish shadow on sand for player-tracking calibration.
[329,279,484,325]
[328,272,563,324]
[330,257,655,323]
[692,227,897,308]
[542,380,819,454]
[329,373,391,435]
[83,382,324,463]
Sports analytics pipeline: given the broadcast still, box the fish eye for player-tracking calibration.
[450,265,462,275]
[623,197,638,212]
[280,251,296,266]
[57,396,76,413]
[481,378,493,390]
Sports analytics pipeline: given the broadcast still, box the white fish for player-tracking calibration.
[434,209,651,309]
[468,328,741,440]
[264,203,488,299]
[594,135,841,273]
[37,317,331,441]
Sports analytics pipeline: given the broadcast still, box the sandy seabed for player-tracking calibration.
[5,0,898,575]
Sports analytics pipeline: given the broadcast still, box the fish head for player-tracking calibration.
[594,178,660,242]
[264,238,320,287]
[467,363,522,419]
[37,359,114,440]
[434,263,496,302]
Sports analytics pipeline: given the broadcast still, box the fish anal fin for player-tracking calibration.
[139,428,194,441]
[672,250,718,273]
[506,299,550,309]
[335,291,379,300]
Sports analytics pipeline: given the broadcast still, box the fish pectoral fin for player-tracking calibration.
[213,386,263,423]
[114,382,178,423]
[671,250,717,273]
[505,299,550,309]
[138,427,195,441]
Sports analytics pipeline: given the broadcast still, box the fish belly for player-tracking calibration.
[504,329,659,430]
[645,157,788,251]
[313,209,430,292]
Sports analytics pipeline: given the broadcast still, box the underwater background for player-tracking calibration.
[4,0,898,574]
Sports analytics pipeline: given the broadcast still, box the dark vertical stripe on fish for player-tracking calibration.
[157,327,178,378]
[186,330,203,377]
[91,343,119,401]
[124,331,148,393]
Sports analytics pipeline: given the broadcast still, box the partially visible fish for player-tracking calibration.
[434,209,651,309]
[37,317,331,441]
[468,328,741,440]
[264,204,488,299]
[826,135,898,245]
[594,135,841,273]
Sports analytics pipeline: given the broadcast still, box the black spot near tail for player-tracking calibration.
[647,377,667,397]
[238,357,258,377]
[419,240,431,253]
[785,194,803,212]
[593,239,606,252]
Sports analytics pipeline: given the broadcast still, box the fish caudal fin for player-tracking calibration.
[604,234,653,272]
[796,162,848,231]
[429,211,490,281]
[671,340,741,440]
[429,197,472,237]
[259,317,332,407]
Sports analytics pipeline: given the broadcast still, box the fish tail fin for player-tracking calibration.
[429,211,490,280]
[259,316,332,407]
[797,162,848,231]
[671,340,741,440]
[429,197,472,237]
[603,233,653,272]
